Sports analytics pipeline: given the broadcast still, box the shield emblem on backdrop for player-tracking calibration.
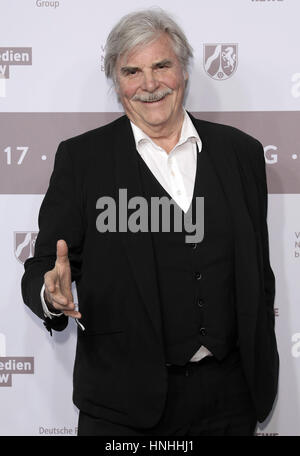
[204,44,238,80]
[14,231,38,264]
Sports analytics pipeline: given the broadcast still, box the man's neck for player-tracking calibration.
[129,109,185,154]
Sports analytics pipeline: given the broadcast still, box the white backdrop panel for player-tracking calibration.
[0,0,299,436]
[0,0,299,112]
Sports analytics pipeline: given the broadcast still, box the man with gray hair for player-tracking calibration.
[21,8,279,436]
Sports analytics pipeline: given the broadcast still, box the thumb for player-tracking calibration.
[56,239,69,265]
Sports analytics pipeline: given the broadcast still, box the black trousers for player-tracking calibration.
[78,350,257,436]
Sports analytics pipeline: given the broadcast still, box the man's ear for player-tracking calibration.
[114,82,122,104]
[184,70,189,88]
[114,77,121,102]
[114,76,119,94]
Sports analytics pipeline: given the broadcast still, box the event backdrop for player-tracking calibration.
[0,0,299,436]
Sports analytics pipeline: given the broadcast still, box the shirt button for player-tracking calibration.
[194,272,202,280]
[199,327,206,336]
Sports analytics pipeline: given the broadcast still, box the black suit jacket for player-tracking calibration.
[21,112,279,428]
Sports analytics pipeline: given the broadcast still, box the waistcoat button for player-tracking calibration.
[199,327,206,336]
[197,298,204,307]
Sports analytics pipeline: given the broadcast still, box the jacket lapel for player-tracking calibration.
[112,116,164,347]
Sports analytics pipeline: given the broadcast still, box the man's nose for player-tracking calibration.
[140,70,160,92]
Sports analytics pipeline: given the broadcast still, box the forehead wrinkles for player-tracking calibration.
[118,35,178,70]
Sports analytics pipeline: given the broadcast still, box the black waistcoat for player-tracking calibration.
[136,143,238,365]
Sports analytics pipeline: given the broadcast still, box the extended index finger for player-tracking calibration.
[56,239,69,264]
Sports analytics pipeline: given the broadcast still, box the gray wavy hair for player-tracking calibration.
[104,8,193,86]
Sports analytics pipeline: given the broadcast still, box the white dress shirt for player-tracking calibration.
[130,110,199,214]
[41,109,212,362]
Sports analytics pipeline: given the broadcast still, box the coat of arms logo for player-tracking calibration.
[204,44,238,80]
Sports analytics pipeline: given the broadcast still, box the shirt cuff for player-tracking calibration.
[40,283,63,319]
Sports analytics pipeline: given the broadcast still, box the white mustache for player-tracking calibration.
[132,88,173,102]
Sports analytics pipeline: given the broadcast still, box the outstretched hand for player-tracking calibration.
[43,239,81,319]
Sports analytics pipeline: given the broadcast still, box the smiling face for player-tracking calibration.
[115,33,188,135]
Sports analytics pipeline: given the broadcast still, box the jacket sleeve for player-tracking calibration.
[255,141,276,328]
[21,140,85,333]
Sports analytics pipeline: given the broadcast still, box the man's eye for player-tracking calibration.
[125,69,137,76]
[156,62,171,69]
